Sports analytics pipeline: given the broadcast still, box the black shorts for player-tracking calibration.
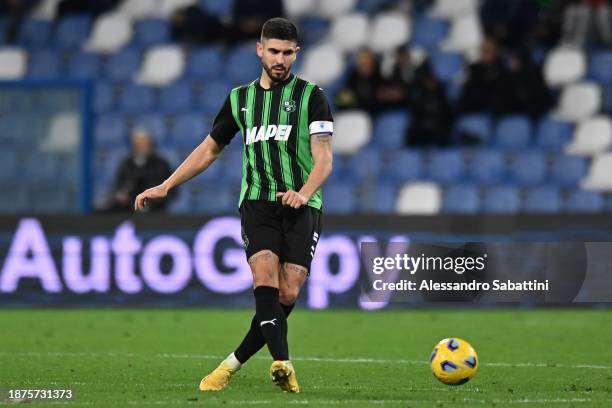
[239,200,322,271]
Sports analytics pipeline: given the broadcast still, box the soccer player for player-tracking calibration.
[134,17,333,393]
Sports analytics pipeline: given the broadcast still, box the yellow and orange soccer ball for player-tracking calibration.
[430,338,478,385]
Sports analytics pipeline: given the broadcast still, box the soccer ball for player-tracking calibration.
[430,338,478,385]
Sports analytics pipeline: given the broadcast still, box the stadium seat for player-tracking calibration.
[430,0,478,17]
[86,12,132,53]
[317,0,357,18]
[589,51,612,85]
[94,114,127,148]
[565,116,612,155]
[551,155,587,187]
[430,51,464,83]
[396,182,441,214]
[160,0,198,17]
[565,190,604,213]
[330,13,368,52]
[0,188,29,213]
[31,0,59,20]
[168,189,193,213]
[324,182,358,214]
[225,45,262,85]
[119,0,161,20]
[118,84,155,114]
[0,151,21,186]
[169,113,207,148]
[482,186,520,214]
[494,115,532,150]
[136,45,185,86]
[360,182,397,214]
[509,151,547,186]
[106,49,141,81]
[442,185,479,214]
[524,186,562,213]
[40,112,80,153]
[198,80,232,116]
[347,148,382,182]
[199,0,234,16]
[368,12,410,53]
[454,113,492,144]
[26,50,61,78]
[544,47,586,87]
[0,47,26,79]
[18,18,51,48]
[555,82,601,122]
[298,16,329,46]
[133,114,167,143]
[284,0,317,18]
[221,149,244,184]
[427,150,465,183]
[192,185,235,214]
[535,117,573,151]
[134,18,170,47]
[93,81,115,113]
[188,47,223,81]
[372,110,410,150]
[333,111,371,154]
[24,152,61,183]
[66,52,102,79]
[411,16,448,49]
[441,13,482,55]
[299,42,345,86]
[158,81,194,114]
[582,153,612,191]
[380,150,423,182]
[56,15,91,49]
[468,150,506,185]
[30,187,71,213]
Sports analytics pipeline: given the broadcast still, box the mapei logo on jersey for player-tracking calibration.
[245,124,293,145]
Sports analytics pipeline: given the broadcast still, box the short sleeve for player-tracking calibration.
[308,86,334,136]
[210,95,240,145]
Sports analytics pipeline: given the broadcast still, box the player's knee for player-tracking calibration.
[249,250,280,287]
[279,287,299,305]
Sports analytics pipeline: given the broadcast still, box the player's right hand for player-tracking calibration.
[134,184,169,211]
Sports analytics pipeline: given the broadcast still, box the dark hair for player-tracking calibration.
[261,17,298,43]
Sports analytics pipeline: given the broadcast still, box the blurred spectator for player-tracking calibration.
[170,5,225,44]
[480,0,543,51]
[231,0,283,43]
[109,128,173,213]
[376,45,414,111]
[506,49,553,119]
[336,48,383,114]
[406,62,453,146]
[0,0,40,43]
[561,0,612,47]
[56,0,119,19]
[456,38,511,115]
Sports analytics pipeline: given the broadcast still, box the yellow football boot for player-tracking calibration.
[270,360,300,393]
[199,362,236,391]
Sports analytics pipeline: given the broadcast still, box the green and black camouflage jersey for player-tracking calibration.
[210,74,333,210]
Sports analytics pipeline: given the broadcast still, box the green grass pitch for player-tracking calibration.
[1,309,611,407]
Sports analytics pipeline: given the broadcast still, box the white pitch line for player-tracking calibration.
[1,351,610,370]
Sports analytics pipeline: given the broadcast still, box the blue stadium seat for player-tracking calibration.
[199,0,235,16]
[30,187,71,213]
[509,151,547,186]
[169,113,207,148]
[411,17,448,49]
[535,117,573,151]
[106,49,141,81]
[94,114,127,148]
[188,47,223,81]
[26,50,61,78]
[380,150,423,182]
[134,18,170,47]
[18,18,51,48]
[199,80,232,115]
[168,189,193,214]
[0,17,7,45]
[565,190,604,213]
[468,150,506,185]
[94,81,115,113]
[158,82,193,113]
[348,148,382,182]
[430,52,463,83]
[603,85,612,113]
[118,84,155,114]
[66,52,101,79]
[133,114,167,144]
[0,188,28,213]
[324,182,357,214]
[327,154,358,183]
[482,186,520,214]
[55,15,91,49]
[297,17,329,46]
[58,153,79,184]
[427,150,465,183]
[221,148,244,184]
[226,46,261,85]
[192,185,235,214]
[550,155,587,187]
[360,183,397,214]
[454,113,492,144]
[372,110,410,150]
[442,185,480,214]
[94,146,128,186]
[0,151,20,185]
[589,51,612,85]
[524,186,562,213]
[495,115,532,150]
[189,159,224,184]
[24,152,61,183]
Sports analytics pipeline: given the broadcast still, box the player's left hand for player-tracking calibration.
[276,190,308,209]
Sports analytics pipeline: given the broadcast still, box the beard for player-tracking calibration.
[263,62,290,83]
